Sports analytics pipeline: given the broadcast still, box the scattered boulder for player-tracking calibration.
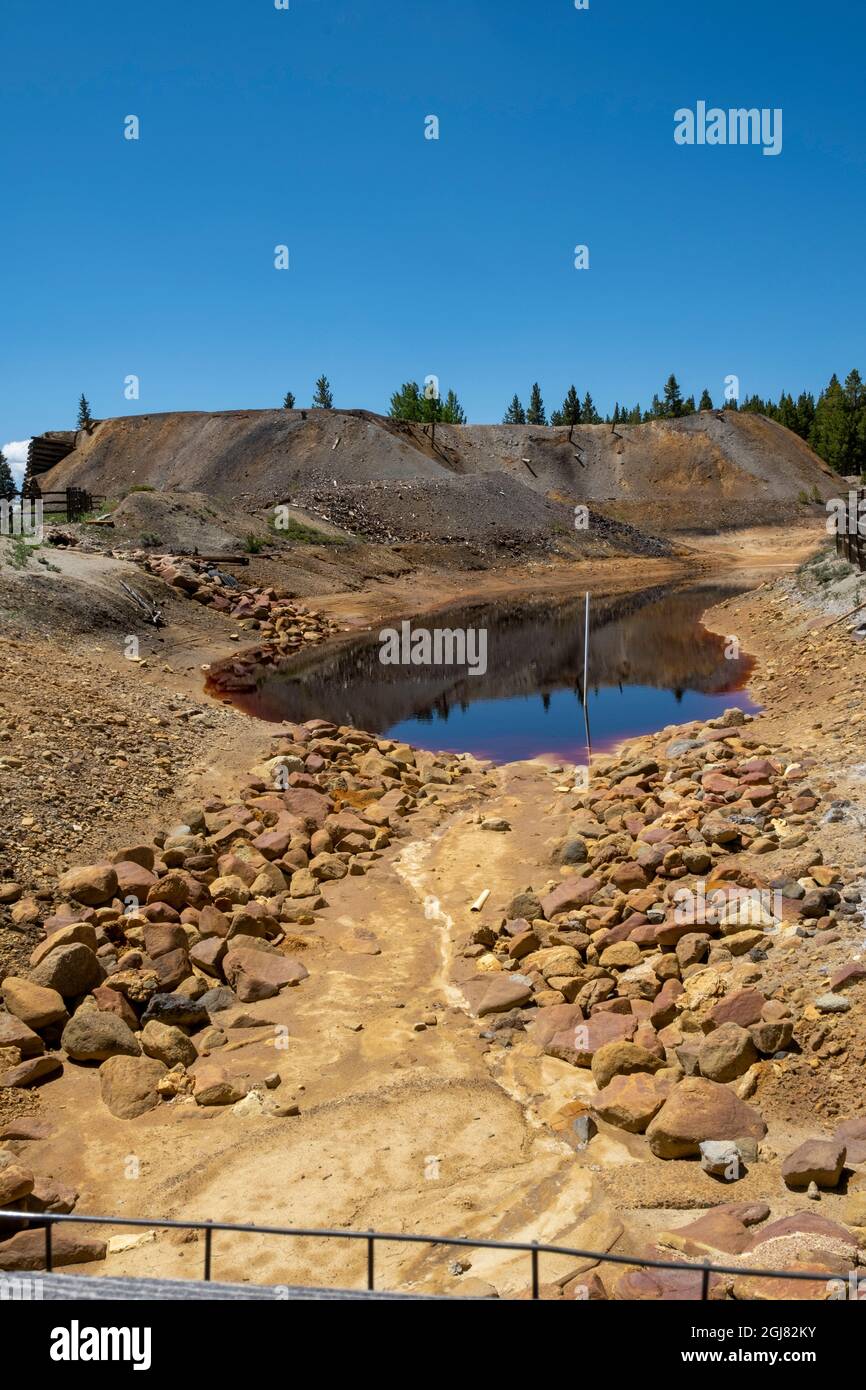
[461,974,534,1018]
[99,1054,167,1118]
[781,1139,847,1191]
[141,1020,197,1068]
[62,1010,141,1062]
[646,1077,767,1159]
[57,864,118,906]
[1,977,67,1030]
[29,944,102,998]
[593,1072,672,1133]
[193,1062,247,1106]
[591,1040,665,1092]
[697,1022,758,1083]
[222,949,309,1003]
[0,1054,62,1088]
[0,1229,106,1271]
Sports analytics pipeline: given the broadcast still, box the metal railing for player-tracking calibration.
[0,1209,845,1299]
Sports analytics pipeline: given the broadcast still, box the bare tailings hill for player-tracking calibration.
[39,407,839,537]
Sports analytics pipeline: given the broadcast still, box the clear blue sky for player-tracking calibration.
[2,0,865,455]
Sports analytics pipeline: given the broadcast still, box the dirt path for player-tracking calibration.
[33,761,621,1295]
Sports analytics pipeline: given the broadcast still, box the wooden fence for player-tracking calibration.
[20,484,102,522]
[834,487,866,572]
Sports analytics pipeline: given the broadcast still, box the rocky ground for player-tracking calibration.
[2,527,866,1298]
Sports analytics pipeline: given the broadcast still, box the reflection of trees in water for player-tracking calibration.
[241,583,753,731]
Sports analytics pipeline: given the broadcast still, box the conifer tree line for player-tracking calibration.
[736,370,866,476]
[497,370,866,475]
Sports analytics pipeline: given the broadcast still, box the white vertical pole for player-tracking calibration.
[582,591,592,764]
[583,591,590,702]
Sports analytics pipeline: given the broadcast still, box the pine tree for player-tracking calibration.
[503,394,526,424]
[559,386,581,426]
[794,392,815,438]
[311,375,334,409]
[581,392,601,424]
[699,388,713,411]
[389,382,423,421]
[441,389,466,424]
[282,391,296,408]
[549,409,563,426]
[526,383,547,426]
[683,395,696,415]
[0,450,16,502]
[844,369,866,474]
[650,394,664,418]
[776,391,798,432]
[662,375,685,418]
[810,374,849,472]
[77,394,94,429]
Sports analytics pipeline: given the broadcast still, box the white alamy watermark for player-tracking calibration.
[378,620,487,676]
[0,1275,43,1300]
[826,492,866,536]
[0,498,43,543]
[675,102,783,157]
[50,1321,152,1370]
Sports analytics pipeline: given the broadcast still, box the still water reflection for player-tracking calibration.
[233,584,758,763]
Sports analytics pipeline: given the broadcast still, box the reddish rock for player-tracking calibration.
[701,772,740,795]
[190,936,227,978]
[198,905,231,938]
[749,1020,793,1054]
[833,1116,866,1165]
[222,948,309,1002]
[0,1012,44,1058]
[112,860,158,900]
[284,788,332,830]
[543,1011,637,1067]
[732,1264,838,1301]
[593,1072,672,1133]
[56,864,118,907]
[830,962,866,991]
[461,974,534,1018]
[0,1229,106,1271]
[660,1210,753,1257]
[143,923,188,959]
[152,948,191,992]
[92,984,139,1031]
[609,862,649,892]
[0,1054,62,1088]
[781,1138,847,1190]
[646,1077,767,1159]
[99,1054,166,1118]
[709,989,766,1029]
[541,877,601,920]
[614,1263,728,1301]
[507,930,539,960]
